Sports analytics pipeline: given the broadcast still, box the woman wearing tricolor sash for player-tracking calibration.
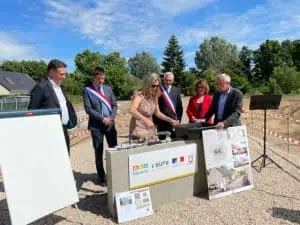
[129,73,179,142]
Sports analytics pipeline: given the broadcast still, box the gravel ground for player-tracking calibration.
[0,136,300,225]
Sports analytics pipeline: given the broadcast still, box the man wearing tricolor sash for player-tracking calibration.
[153,72,183,139]
[83,67,117,185]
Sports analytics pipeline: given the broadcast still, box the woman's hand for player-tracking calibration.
[195,118,206,123]
[145,119,155,128]
[170,119,179,126]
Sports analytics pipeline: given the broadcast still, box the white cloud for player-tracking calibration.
[151,0,216,15]
[182,30,210,45]
[46,0,171,50]
[181,0,300,49]
[185,51,195,59]
[45,0,300,56]
[0,32,39,61]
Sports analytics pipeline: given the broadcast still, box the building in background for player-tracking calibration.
[0,71,36,111]
[0,71,36,96]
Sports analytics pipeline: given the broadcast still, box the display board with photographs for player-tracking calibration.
[115,187,153,223]
[202,126,254,200]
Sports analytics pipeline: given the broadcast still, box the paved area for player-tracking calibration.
[0,136,300,225]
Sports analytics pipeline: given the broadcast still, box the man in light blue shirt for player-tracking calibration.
[204,73,243,129]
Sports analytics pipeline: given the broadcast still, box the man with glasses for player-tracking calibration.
[28,59,77,154]
[153,72,183,139]
[204,73,243,129]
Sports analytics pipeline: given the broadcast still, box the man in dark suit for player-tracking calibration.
[28,59,77,154]
[154,72,183,139]
[204,73,243,129]
[83,67,117,185]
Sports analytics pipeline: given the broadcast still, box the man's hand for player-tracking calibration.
[215,122,225,129]
[103,117,112,126]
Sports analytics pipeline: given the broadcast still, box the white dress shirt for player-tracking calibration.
[49,78,69,125]
[166,85,171,93]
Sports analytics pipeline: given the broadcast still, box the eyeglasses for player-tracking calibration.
[152,84,160,88]
[197,86,205,89]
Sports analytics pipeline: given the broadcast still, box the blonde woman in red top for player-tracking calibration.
[186,79,213,124]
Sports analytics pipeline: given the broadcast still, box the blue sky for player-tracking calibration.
[1,0,300,71]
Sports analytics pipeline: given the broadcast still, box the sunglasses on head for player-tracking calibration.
[152,84,160,88]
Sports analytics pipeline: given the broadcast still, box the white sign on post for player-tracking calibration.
[0,110,79,225]
[115,187,153,223]
[129,143,198,189]
[202,126,254,200]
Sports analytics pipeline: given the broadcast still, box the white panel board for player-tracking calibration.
[0,113,79,225]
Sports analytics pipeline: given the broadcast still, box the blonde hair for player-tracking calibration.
[142,73,161,100]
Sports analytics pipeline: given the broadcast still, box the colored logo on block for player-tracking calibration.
[180,156,185,162]
[133,163,149,171]
[172,158,177,164]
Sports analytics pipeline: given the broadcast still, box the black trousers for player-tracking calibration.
[91,125,117,179]
[63,125,70,155]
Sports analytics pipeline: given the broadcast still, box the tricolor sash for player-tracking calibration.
[85,86,112,113]
[160,85,177,119]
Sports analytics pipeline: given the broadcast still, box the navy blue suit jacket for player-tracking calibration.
[83,84,117,131]
[205,87,243,128]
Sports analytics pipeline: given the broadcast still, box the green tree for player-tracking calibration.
[74,49,104,84]
[74,49,141,99]
[1,60,47,81]
[103,52,127,69]
[161,35,186,87]
[292,40,300,71]
[269,66,300,94]
[253,40,282,82]
[128,51,160,79]
[195,37,239,73]
[189,67,201,78]
[239,46,253,80]
[201,67,217,94]
[223,69,250,94]
[268,78,282,94]
[182,71,197,96]
[280,40,294,67]
[63,73,85,95]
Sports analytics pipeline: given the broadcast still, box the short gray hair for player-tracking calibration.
[216,73,231,83]
[164,72,174,79]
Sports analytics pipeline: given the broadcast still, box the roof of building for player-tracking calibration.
[0,71,36,93]
[216,167,232,177]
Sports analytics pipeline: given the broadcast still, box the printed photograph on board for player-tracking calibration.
[207,165,252,198]
[233,153,249,168]
[120,196,133,206]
